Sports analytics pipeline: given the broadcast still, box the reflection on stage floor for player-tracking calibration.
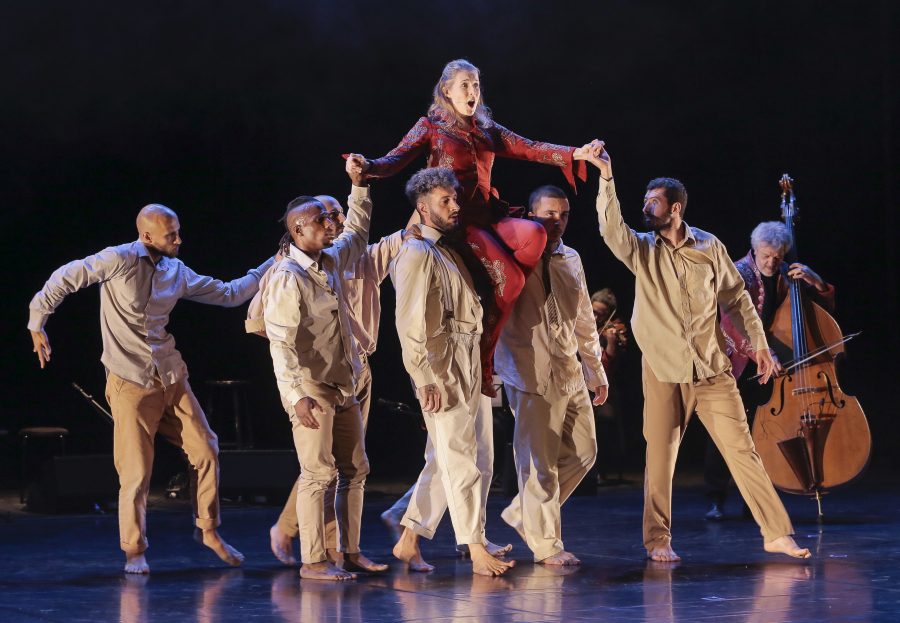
[1,476,896,622]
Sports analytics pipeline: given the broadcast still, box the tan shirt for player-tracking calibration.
[28,240,272,388]
[596,177,767,383]
[264,185,371,409]
[343,230,405,356]
[495,240,608,395]
[390,225,482,390]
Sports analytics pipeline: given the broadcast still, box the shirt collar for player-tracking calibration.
[289,243,319,271]
[546,239,565,255]
[419,225,444,244]
[135,240,168,267]
[653,223,696,249]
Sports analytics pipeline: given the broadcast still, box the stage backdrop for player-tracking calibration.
[2,0,897,484]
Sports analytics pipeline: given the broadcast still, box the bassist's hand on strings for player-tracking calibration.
[787,262,827,292]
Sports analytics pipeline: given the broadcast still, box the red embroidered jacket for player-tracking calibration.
[366,110,587,216]
[720,250,836,378]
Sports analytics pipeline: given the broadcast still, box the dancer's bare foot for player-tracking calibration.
[299,561,356,581]
[392,527,434,572]
[124,553,150,574]
[647,543,681,562]
[269,524,297,566]
[458,540,513,558]
[764,536,811,559]
[486,540,513,557]
[539,550,581,566]
[380,508,404,542]
[199,529,244,566]
[470,544,515,576]
[326,548,344,567]
[343,552,389,573]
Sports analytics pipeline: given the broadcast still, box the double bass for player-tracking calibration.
[750,174,871,518]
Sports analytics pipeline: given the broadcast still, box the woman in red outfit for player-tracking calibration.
[347,59,596,394]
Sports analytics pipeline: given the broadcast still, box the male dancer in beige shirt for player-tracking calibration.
[585,141,809,561]
[268,191,407,569]
[496,185,609,565]
[28,204,273,574]
[390,167,515,577]
[264,164,385,580]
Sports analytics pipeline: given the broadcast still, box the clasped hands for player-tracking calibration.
[574,139,612,177]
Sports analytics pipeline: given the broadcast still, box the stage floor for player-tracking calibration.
[1,475,897,622]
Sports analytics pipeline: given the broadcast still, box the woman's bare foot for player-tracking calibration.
[647,543,681,562]
[470,544,515,576]
[124,553,150,574]
[200,529,244,566]
[539,550,581,566]
[299,561,356,581]
[343,552,389,573]
[764,536,811,559]
[269,525,297,566]
[392,528,434,572]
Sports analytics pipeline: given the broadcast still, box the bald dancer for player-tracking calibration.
[268,192,409,570]
[28,204,273,573]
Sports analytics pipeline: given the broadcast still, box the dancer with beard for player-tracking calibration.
[584,142,810,562]
[389,167,515,577]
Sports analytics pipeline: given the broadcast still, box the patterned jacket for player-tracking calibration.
[365,109,586,217]
[720,250,835,378]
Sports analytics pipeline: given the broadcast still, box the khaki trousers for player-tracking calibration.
[400,393,493,543]
[641,358,794,549]
[105,372,220,554]
[288,380,369,564]
[401,335,488,545]
[276,359,372,547]
[501,382,597,561]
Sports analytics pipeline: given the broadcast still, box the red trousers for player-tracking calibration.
[465,216,547,394]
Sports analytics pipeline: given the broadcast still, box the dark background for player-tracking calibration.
[2,1,897,486]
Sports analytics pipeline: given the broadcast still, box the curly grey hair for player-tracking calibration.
[405,167,459,206]
[750,221,793,255]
